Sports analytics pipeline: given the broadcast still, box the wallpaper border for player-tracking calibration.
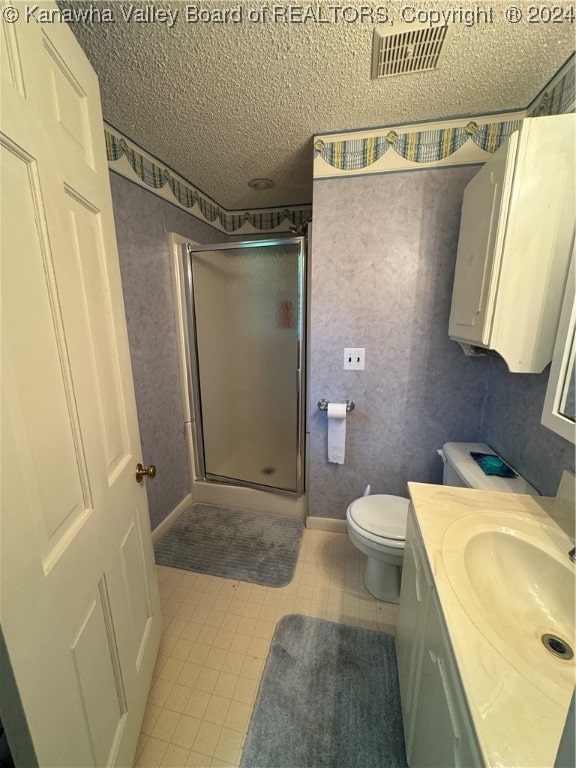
[104,123,312,235]
[313,55,574,179]
[103,55,574,219]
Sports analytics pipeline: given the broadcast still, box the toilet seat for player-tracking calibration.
[347,495,409,548]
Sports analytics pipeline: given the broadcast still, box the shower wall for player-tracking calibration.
[110,172,224,529]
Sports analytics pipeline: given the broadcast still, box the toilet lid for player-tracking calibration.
[348,495,409,540]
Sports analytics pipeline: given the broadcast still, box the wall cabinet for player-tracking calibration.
[397,508,483,767]
[449,114,575,373]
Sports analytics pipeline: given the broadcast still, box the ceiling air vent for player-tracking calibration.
[371,23,451,79]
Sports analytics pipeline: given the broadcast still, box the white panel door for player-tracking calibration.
[0,4,162,766]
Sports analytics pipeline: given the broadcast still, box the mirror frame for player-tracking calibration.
[542,241,575,444]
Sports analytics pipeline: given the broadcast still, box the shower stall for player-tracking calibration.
[179,237,306,499]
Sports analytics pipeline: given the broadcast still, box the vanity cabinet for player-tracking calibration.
[449,113,575,373]
[397,507,483,767]
[396,513,431,746]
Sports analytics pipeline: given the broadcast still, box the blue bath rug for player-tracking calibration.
[153,504,303,587]
[240,614,408,768]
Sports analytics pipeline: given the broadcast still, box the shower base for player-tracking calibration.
[192,478,306,521]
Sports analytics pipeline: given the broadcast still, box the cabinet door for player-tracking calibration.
[396,513,431,754]
[449,136,516,346]
[410,592,482,768]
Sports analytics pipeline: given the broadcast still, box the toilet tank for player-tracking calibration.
[440,442,539,495]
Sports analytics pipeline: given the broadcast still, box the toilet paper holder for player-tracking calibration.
[318,399,355,412]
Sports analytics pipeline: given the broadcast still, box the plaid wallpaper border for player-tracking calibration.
[314,119,525,172]
[315,56,574,177]
[104,56,573,216]
[104,126,312,234]
[528,59,575,117]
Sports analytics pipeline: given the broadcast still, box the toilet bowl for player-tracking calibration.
[347,442,538,604]
[346,494,409,603]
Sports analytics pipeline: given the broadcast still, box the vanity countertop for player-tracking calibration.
[407,481,575,768]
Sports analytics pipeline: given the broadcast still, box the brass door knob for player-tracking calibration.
[136,463,156,482]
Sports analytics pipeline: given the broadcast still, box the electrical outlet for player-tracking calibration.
[344,348,365,370]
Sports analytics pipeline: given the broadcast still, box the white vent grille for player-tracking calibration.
[372,24,450,79]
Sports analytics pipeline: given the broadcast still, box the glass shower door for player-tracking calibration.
[184,238,306,495]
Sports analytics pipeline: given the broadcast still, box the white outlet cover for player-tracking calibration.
[344,348,365,370]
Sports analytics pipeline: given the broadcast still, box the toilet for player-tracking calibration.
[346,441,539,603]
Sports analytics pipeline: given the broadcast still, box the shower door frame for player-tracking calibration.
[181,237,307,497]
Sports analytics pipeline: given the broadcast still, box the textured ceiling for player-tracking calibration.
[61,1,575,210]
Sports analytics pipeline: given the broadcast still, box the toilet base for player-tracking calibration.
[364,558,401,603]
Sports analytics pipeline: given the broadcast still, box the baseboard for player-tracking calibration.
[152,493,193,544]
[305,516,347,533]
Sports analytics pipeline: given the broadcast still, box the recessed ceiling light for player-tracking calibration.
[248,178,275,190]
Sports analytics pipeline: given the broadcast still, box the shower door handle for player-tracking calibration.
[135,463,157,482]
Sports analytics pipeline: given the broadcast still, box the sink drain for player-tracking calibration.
[542,633,574,660]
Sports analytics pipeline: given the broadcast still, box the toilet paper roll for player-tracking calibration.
[327,402,347,464]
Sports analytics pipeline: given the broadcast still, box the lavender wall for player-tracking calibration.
[110,173,224,529]
[307,167,490,519]
[482,359,574,496]
[112,165,574,529]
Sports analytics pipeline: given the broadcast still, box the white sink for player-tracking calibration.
[442,512,575,703]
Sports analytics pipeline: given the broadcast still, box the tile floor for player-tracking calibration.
[134,527,399,768]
